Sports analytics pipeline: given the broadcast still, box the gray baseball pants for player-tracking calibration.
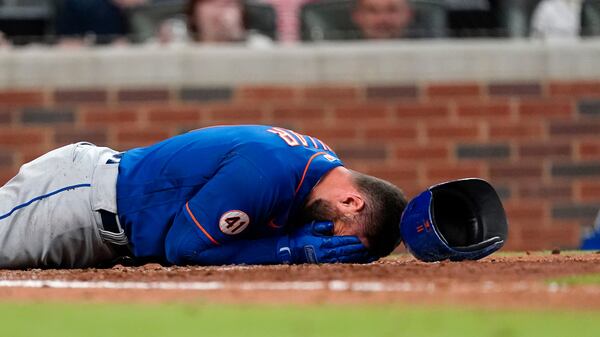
[0,142,126,268]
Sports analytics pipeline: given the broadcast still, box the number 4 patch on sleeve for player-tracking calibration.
[219,210,250,235]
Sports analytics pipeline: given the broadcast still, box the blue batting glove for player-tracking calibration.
[277,221,372,264]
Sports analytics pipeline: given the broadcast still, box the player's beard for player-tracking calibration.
[298,199,355,229]
[300,199,337,223]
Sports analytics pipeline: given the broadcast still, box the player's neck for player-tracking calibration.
[307,167,359,204]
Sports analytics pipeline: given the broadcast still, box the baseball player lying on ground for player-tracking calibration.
[0,125,407,268]
[0,124,509,269]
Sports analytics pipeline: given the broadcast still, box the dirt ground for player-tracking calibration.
[1,253,599,310]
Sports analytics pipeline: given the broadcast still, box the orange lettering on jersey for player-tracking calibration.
[267,127,335,153]
[289,130,309,147]
[317,139,332,151]
[267,127,300,146]
[307,136,319,148]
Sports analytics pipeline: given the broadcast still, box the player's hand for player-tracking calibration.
[277,221,372,264]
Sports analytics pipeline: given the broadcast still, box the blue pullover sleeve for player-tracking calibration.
[164,152,287,265]
[167,226,289,265]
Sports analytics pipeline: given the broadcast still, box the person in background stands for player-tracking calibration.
[186,0,272,46]
[0,31,9,47]
[56,0,147,46]
[352,0,414,39]
[263,0,314,43]
[530,0,583,39]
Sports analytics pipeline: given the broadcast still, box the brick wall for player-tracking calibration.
[1,81,599,251]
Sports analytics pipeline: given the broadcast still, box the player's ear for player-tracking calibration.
[340,193,365,213]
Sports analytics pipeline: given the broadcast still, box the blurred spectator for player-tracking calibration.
[530,0,583,39]
[56,0,147,45]
[0,1,52,45]
[352,0,414,39]
[0,31,8,47]
[186,0,272,45]
[156,17,190,45]
[264,0,313,43]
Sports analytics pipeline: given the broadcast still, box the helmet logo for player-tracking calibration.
[417,220,432,233]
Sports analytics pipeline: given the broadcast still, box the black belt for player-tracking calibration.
[99,209,121,235]
[98,153,137,263]
[106,152,123,165]
[98,209,132,258]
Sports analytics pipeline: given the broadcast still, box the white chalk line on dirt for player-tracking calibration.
[0,279,599,295]
[0,280,433,293]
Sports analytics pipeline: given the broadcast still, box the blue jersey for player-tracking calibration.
[116,125,343,261]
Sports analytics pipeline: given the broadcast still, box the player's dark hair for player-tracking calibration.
[351,171,407,258]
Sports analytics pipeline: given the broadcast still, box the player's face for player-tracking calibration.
[353,0,413,39]
[301,198,367,246]
[301,166,368,245]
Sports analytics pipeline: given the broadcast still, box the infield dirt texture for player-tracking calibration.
[1,253,600,310]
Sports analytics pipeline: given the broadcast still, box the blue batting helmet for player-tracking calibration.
[400,178,508,262]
